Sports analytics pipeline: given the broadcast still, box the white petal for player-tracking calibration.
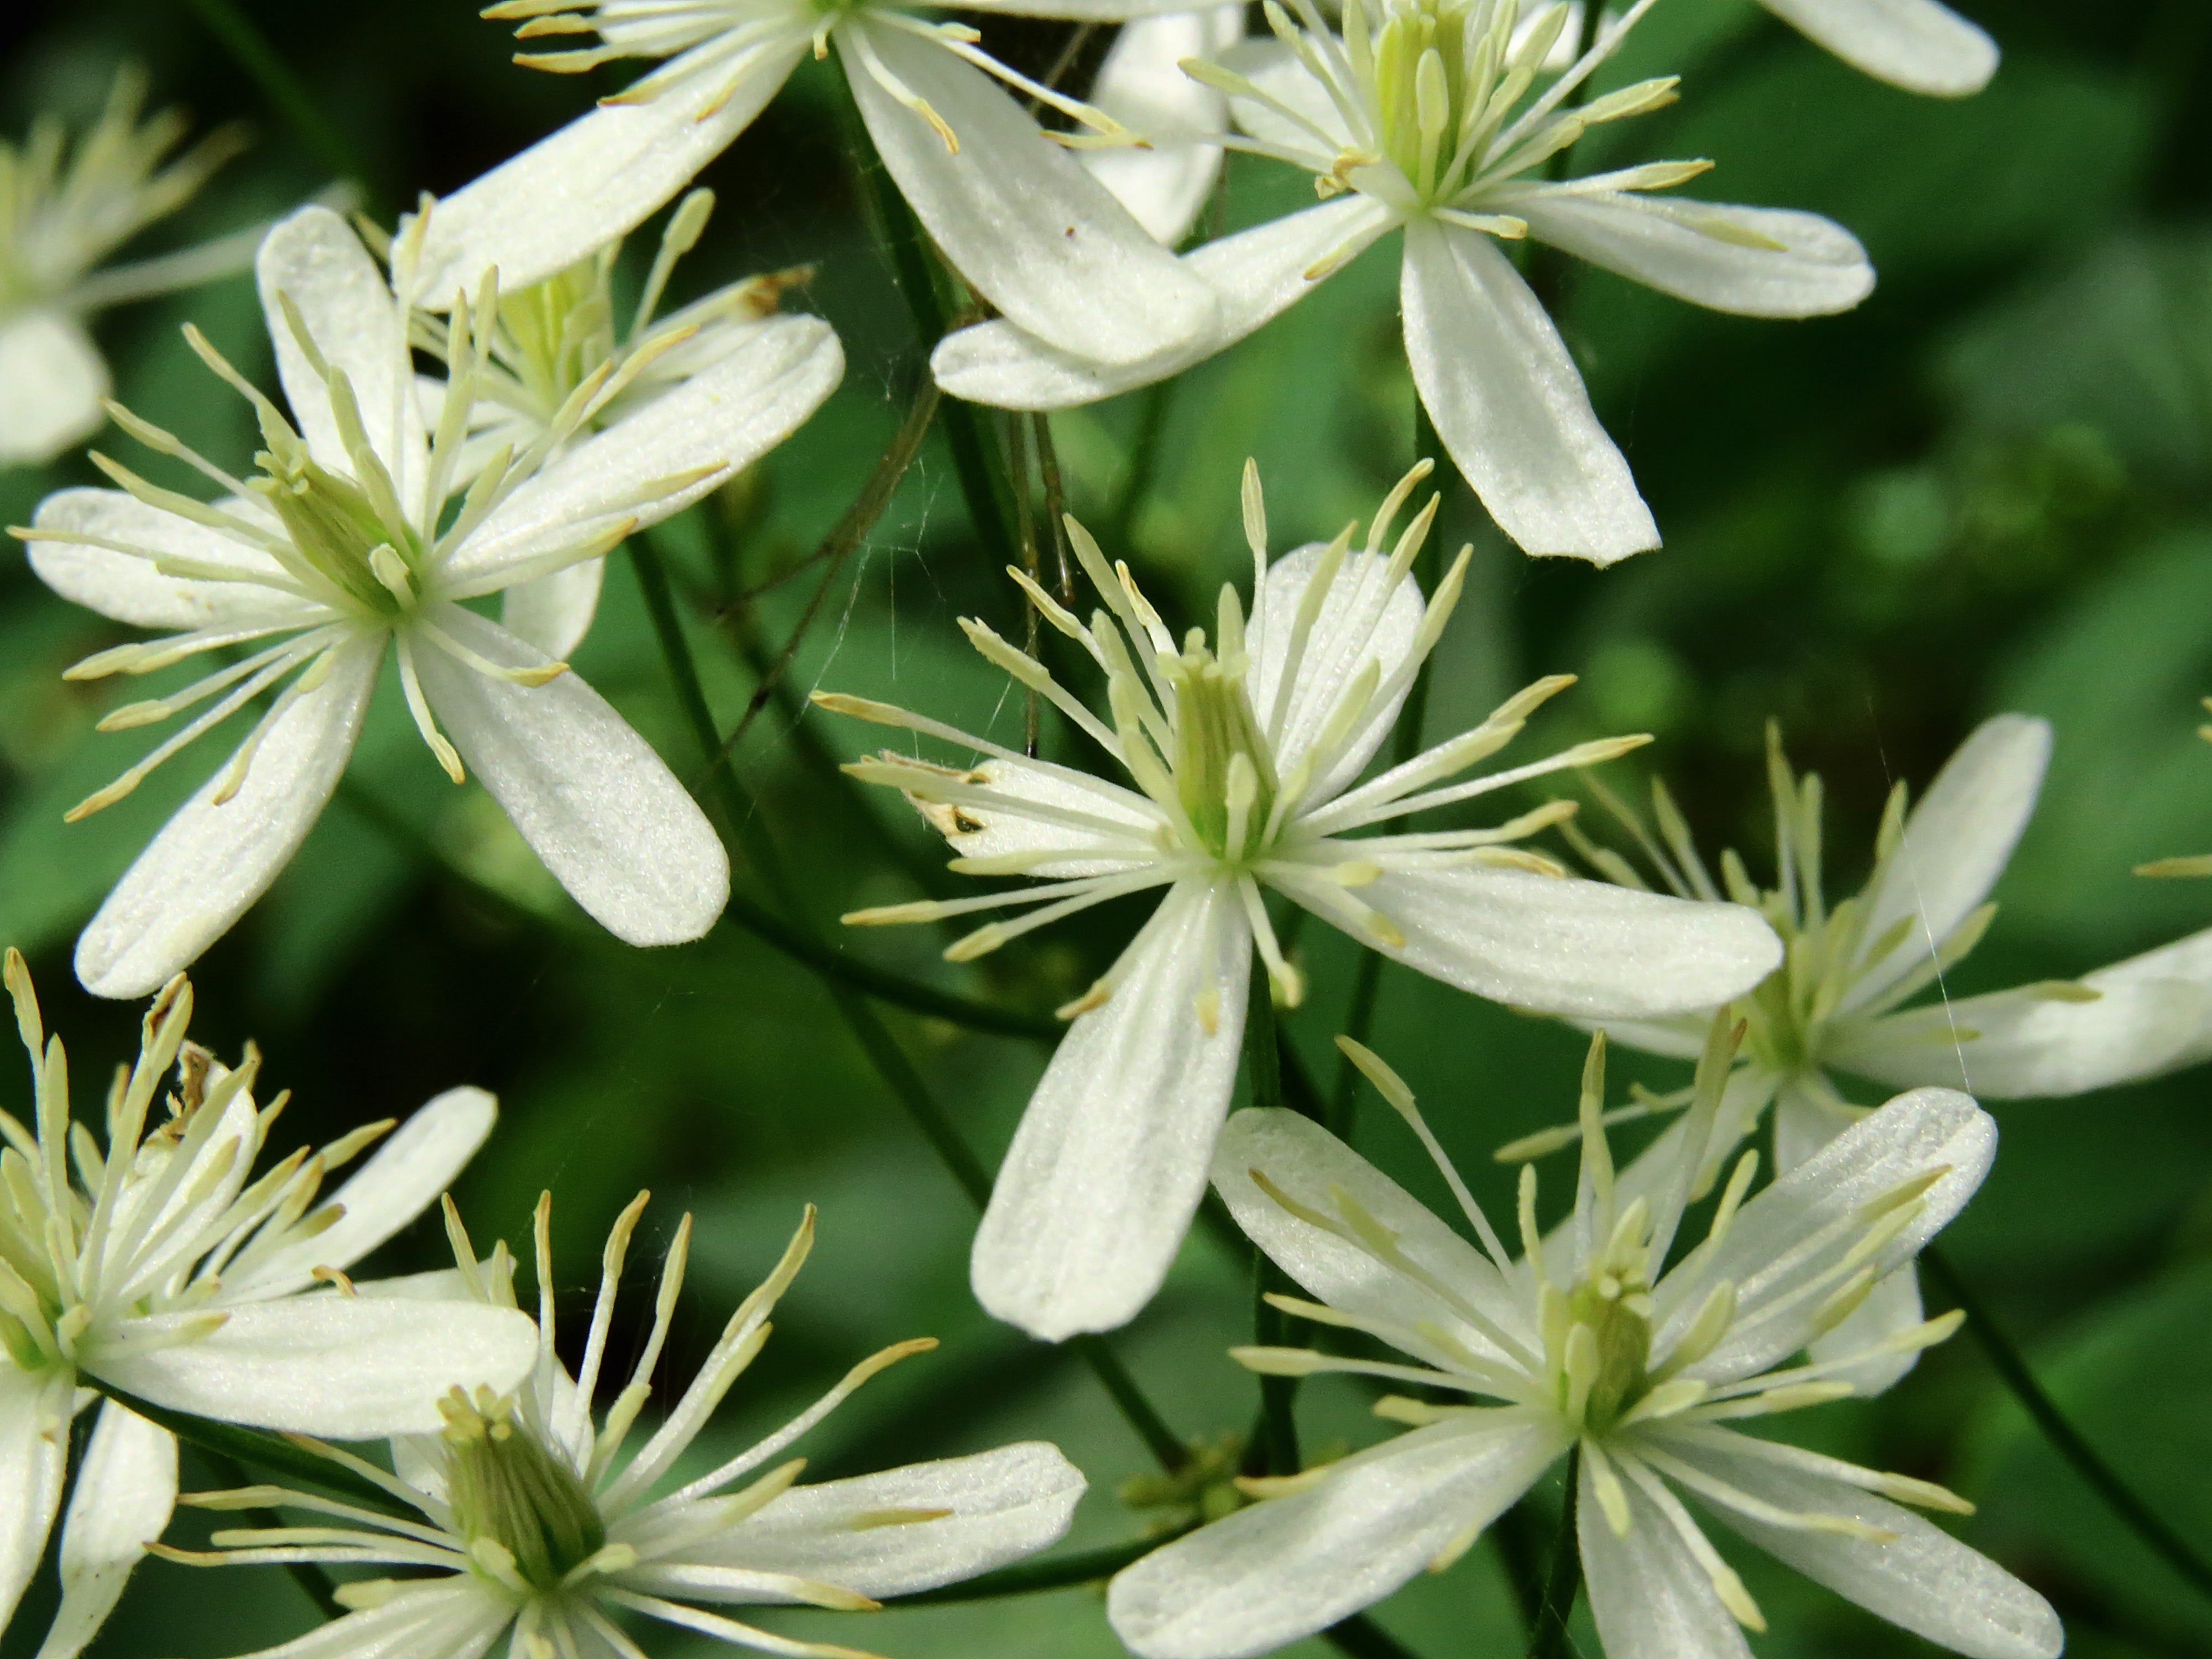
[958,0,1214,15]
[219,1581,512,1659]
[1350,868,1782,1018]
[1109,1415,1564,1659]
[971,878,1250,1339]
[842,18,1217,367]
[410,607,729,946]
[1249,544,1426,800]
[1844,713,2049,1013]
[931,196,1390,409]
[0,310,108,466]
[1213,1107,1533,1369]
[1662,1087,1993,1381]
[222,1087,499,1302]
[656,1443,1084,1598]
[257,207,426,502]
[500,558,606,660]
[1806,1261,1927,1397]
[1759,0,1998,97]
[1401,219,1656,564]
[0,1366,74,1634]
[76,633,383,999]
[34,1400,177,1659]
[1079,8,1244,245]
[1578,1455,1755,1659]
[409,41,807,304]
[925,758,1167,879]
[442,315,841,592]
[1665,1427,2061,1658]
[1830,922,2212,1098]
[28,488,306,630]
[85,1297,539,1437]
[1509,193,1873,317]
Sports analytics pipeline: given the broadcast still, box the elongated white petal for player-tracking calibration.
[931,196,1390,409]
[843,17,1217,367]
[76,633,383,999]
[409,40,807,305]
[0,309,108,465]
[34,1401,177,1659]
[86,1297,538,1437]
[1348,868,1781,1019]
[972,878,1250,1339]
[1249,544,1425,801]
[1080,7,1244,244]
[1109,1414,1565,1659]
[1214,1107,1532,1369]
[28,488,307,629]
[925,758,1167,878]
[220,1581,512,1659]
[1578,1455,1755,1659]
[659,1443,1084,1598]
[958,0,1211,15]
[1509,194,1873,318]
[1401,219,1656,564]
[501,558,606,660]
[0,1366,74,1634]
[1759,0,1997,97]
[1845,714,2049,1013]
[1831,923,2212,1098]
[445,314,841,590]
[225,1087,498,1302]
[258,206,425,499]
[410,607,729,946]
[1663,1087,1992,1381]
[1670,1427,2060,1657]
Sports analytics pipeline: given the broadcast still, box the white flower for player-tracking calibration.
[0,67,254,468]
[818,461,1780,1340]
[14,202,842,999]
[1540,713,2212,1389]
[1079,7,1247,246]
[1761,0,1997,98]
[410,0,1224,370]
[1107,1026,2061,1659]
[0,952,538,1657]
[170,1194,1087,1659]
[412,187,811,660]
[934,0,1875,565]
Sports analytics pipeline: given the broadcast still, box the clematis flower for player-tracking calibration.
[934,0,1875,565]
[1079,7,1247,246]
[1531,713,2212,1389]
[14,202,842,998]
[0,952,537,1657]
[1761,0,1997,98]
[0,67,253,468]
[410,187,811,659]
[818,461,1780,1340]
[413,0,1223,370]
[1108,1025,2061,1659]
[168,1193,1087,1659]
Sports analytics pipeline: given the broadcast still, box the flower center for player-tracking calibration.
[440,1387,607,1593]
[1369,0,1489,196]
[1167,639,1276,862]
[495,262,618,424]
[249,447,425,622]
[1542,1197,1657,1437]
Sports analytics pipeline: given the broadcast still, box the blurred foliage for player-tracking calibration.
[2,0,2211,1656]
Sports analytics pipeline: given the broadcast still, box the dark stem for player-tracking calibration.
[892,1532,1175,1604]
[1528,1449,1583,1659]
[1242,961,1304,1478]
[1492,1500,1548,1635]
[1923,1246,2212,1603]
[179,0,380,208]
[1034,413,1075,602]
[199,1451,346,1620]
[1323,1614,1427,1659]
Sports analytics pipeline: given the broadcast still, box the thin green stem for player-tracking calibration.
[1528,1450,1583,1659]
[88,1380,403,1515]
[1923,1246,2212,1604]
[1323,1615,1426,1659]
[200,1451,346,1620]
[1243,961,1302,1477]
[179,0,379,206]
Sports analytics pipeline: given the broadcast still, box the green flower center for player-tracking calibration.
[1168,642,1276,862]
[250,449,424,622]
[441,1389,607,1593]
[495,261,618,422]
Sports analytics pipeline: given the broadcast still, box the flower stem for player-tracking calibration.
[630,536,1193,1475]
[178,0,381,208]
[1243,961,1303,1477]
[1528,1449,1583,1659]
[1923,1246,2212,1603]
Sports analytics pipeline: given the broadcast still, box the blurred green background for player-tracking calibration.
[2,0,2211,1654]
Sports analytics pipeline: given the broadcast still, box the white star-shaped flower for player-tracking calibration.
[0,953,538,1658]
[170,1194,1086,1659]
[1536,713,2212,1391]
[820,461,1780,1340]
[935,0,1876,565]
[1108,1026,2060,1659]
[14,202,843,998]
[0,67,255,468]
[409,0,1226,368]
